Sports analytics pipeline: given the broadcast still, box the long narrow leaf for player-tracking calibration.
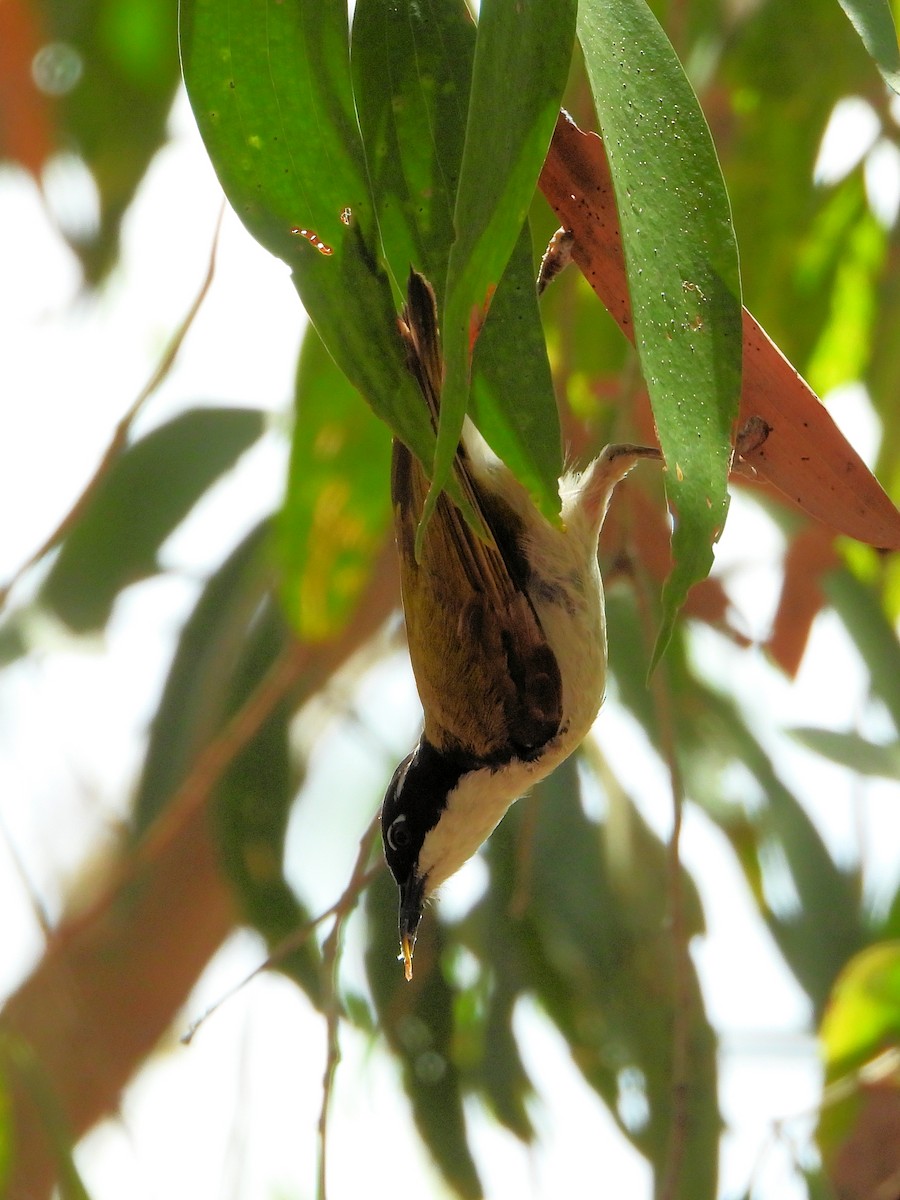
[578,0,742,663]
[828,568,900,730]
[179,0,364,268]
[214,596,321,997]
[179,0,433,464]
[696,689,866,1014]
[277,324,392,640]
[423,0,576,537]
[133,522,272,833]
[836,0,900,93]
[133,523,321,996]
[791,728,900,780]
[496,757,719,1199]
[469,223,563,514]
[40,407,265,632]
[351,0,563,512]
[350,0,474,293]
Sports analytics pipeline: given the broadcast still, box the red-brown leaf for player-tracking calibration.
[539,114,900,551]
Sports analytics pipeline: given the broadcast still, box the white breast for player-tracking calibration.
[416,441,610,894]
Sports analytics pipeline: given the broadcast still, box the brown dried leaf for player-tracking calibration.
[766,525,840,677]
[0,0,55,175]
[539,113,900,551]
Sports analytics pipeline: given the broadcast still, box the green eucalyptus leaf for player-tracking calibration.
[133,520,320,995]
[132,521,272,834]
[426,0,576,533]
[836,0,900,93]
[821,941,900,1076]
[364,871,481,1200]
[26,0,180,281]
[469,223,563,514]
[350,0,474,294]
[179,0,434,466]
[179,0,365,263]
[214,595,321,998]
[276,324,392,640]
[487,756,718,1199]
[352,0,565,517]
[40,407,266,632]
[827,569,900,731]
[577,0,742,664]
[790,728,900,780]
[690,688,866,1016]
[817,941,900,1161]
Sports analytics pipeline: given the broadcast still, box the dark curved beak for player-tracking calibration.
[398,874,426,982]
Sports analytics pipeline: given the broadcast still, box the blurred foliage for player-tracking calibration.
[3,0,900,1198]
[42,408,266,633]
[0,1058,8,1194]
[577,0,742,662]
[276,323,393,641]
[0,0,181,282]
[0,1037,91,1199]
[817,940,900,1174]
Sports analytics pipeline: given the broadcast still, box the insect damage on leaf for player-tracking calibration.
[291,227,334,255]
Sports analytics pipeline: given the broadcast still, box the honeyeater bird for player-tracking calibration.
[382,269,660,980]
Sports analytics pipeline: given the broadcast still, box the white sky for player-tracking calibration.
[1,87,899,1200]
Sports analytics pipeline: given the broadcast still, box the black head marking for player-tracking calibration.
[380,738,479,887]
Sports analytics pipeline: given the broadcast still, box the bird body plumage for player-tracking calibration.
[381,269,660,977]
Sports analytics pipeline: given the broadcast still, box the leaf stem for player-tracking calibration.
[316,815,382,1200]
[632,565,691,1200]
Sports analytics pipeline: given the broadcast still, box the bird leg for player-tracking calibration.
[580,443,663,529]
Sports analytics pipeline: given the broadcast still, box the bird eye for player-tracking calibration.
[387,814,411,851]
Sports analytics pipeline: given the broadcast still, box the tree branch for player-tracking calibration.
[0,536,398,1199]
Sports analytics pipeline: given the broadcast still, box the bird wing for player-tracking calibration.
[392,271,563,762]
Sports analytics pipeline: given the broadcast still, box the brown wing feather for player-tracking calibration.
[393,271,562,761]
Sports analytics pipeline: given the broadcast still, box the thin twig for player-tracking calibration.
[744,1048,900,1196]
[316,814,382,1200]
[136,641,312,879]
[0,204,225,613]
[140,534,399,878]
[181,850,383,1046]
[657,701,690,1200]
[632,566,692,1200]
[0,534,399,1199]
[0,809,53,939]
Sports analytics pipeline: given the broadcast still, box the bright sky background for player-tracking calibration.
[1,86,899,1199]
